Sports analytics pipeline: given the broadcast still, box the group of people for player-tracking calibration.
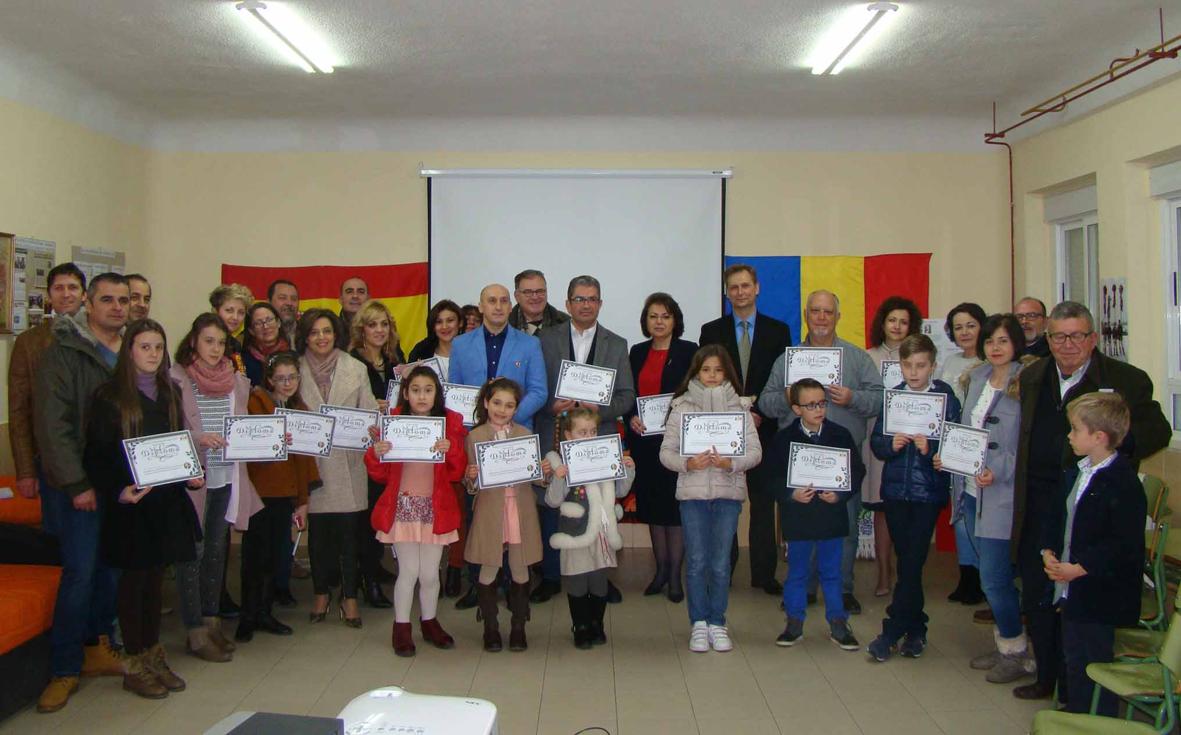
[10,261,1170,721]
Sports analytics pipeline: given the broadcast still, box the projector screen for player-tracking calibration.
[427,171,726,349]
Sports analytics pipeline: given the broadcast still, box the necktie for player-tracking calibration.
[738,320,751,384]
[1054,471,1088,603]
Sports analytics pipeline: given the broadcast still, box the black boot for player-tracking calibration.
[255,579,293,635]
[444,567,463,598]
[508,582,530,652]
[455,584,479,610]
[476,583,502,652]
[958,566,985,605]
[947,565,973,602]
[568,594,593,649]
[362,578,393,609]
[588,595,608,645]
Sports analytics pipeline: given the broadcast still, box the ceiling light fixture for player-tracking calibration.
[809,2,899,76]
[235,0,335,74]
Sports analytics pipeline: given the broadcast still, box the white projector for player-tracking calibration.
[337,686,498,735]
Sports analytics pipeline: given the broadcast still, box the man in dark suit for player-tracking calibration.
[1015,297,1051,358]
[535,275,636,603]
[698,264,793,595]
[1011,300,1170,702]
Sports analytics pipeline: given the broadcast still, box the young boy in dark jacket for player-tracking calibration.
[767,378,866,650]
[1042,392,1145,715]
[866,334,961,662]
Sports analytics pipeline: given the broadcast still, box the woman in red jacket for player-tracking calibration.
[365,365,467,657]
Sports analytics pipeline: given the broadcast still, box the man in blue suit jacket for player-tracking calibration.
[449,283,548,429]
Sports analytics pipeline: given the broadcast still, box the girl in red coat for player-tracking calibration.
[365,365,467,656]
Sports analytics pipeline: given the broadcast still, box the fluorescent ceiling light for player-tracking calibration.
[809,2,899,76]
[235,0,336,74]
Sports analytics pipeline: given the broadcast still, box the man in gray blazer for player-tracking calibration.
[534,275,636,602]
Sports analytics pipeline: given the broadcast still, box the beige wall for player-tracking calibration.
[1013,74,1181,510]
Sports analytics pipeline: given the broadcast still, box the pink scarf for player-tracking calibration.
[249,336,290,363]
[303,348,341,401]
[185,358,236,397]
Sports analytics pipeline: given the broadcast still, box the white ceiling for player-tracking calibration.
[0,0,1177,146]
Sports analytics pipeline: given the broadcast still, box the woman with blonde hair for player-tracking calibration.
[209,283,255,374]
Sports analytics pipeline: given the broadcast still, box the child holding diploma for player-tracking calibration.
[766,378,864,651]
[464,377,543,652]
[866,334,961,662]
[365,365,467,657]
[659,345,762,654]
[543,407,635,649]
[85,320,202,699]
[238,352,318,643]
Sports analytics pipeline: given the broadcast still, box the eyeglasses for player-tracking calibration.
[1047,331,1093,346]
[252,317,277,329]
[570,296,601,305]
[272,375,300,385]
[795,400,828,411]
[1014,312,1045,322]
[517,288,546,298]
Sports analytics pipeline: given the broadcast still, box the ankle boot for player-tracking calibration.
[947,565,973,602]
[444,567,462,598]
[123,653,168,699]
[203,616,236,653]
[508,582,530,652]
[959,566,985,605]
[568,594,593,649]
[420,618,455,649]
[186,627,231,663]
[588,595,608,645]
[392,622,416,657]
[363,578,393,609]
[144,644,186,692]
[477,583,502,652]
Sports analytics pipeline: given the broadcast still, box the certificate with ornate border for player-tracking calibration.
[474,435,543,490]
[385,379,401,406]
[122,430,203,489]
[380,415,446,463]
[787,442,852,492]
[555,360,616,405]
[636,393,674,436]
[679,412,747,457]
[785,347,843,386]
[417,357,444,379]
[881,360,903,389]
[274,408,334,457]
[560,435,627,486]
[222,415,288,461]
[318,404,380,451]
[882,389,947,439]
[939,422,990,478]
[443,383,479,426]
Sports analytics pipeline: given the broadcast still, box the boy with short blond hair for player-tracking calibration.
[1041,392,1145,715]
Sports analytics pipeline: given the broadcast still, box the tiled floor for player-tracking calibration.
[2,549,1052,734]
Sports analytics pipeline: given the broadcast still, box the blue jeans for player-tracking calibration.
[680,499,742,626]
[808,491,859,595]
[41,485,119,676]
[958,495,1022,638]
[786,538,846,622]
[953,493,980,567]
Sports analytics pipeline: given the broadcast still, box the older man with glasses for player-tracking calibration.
[1009,300,1170,703]
[509,269,570,335]
[1014,297,1051,358]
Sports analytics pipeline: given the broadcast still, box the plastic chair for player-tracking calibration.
[1086,611,1181,725]
[1140,522,1170,631]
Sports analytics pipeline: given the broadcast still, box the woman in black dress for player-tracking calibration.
[625,293,697,602]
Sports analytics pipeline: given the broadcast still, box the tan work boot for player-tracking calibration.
[203,616,237,653]
[36,676,79,713]
[81,634,124,677]
[185,626,231,662]
[122,653,168,699]
[144,643,186,692]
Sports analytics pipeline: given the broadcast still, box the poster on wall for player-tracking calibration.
[12,237,56,332]
[1100,277,1128,361]
[920,319,958,368]
[71,246,125,284]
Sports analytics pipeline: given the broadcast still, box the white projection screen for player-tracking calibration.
[427,170,728,348]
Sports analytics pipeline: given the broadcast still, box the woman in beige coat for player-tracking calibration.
[463,377,543,653]
[296,309,379,627]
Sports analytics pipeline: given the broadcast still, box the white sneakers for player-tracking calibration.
[689,621,734,652]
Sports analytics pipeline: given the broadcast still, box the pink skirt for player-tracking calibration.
[376,494,458,546]
[502,487,522,545]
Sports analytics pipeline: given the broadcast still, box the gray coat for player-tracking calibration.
[951,360,1025,541]
[535,322,635,455]
[759,336,882,447]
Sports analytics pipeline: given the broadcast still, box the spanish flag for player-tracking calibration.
[722,253,932,347]
[219,263,430,354]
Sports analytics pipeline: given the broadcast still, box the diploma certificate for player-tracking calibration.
[882,389,947,438]
[555,360,617,405]
[385,379,401,406]
[939,422,990,478]
[318,404,380,451]
[881,360,903,389]
[442,383,479,426]
[636,393,674,436]
[786,442,853,492]
[222,415,288,461]
[785,347,843,386]
[380,416,446,463]
[474,435,543,490]
[417,357,444,379]
[122,430,204,489]
[274,408,335,457]
[560,435,627,486]
[679,412,747,457]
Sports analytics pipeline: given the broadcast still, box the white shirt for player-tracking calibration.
[571,324,597,364]
[1058,359,1091,399]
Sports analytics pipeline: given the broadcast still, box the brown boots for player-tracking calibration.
[123,652,167,699]
[420,618,455,649]
[508,582,530,652]
[477,583,502,652]
[144,644,186,692]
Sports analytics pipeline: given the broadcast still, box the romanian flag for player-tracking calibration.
[219,263,430,354]
[722,254,932,347]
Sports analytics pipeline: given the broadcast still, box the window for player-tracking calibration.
[1162,196,1181,433]
[1055,214,1099,312]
